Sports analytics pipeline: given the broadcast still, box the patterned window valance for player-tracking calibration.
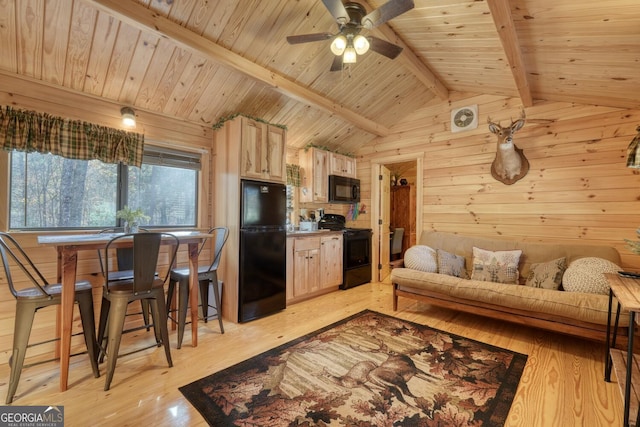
[0,106,145,167]
[286,164,301,187]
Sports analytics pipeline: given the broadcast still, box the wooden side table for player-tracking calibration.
[605,273,640,427]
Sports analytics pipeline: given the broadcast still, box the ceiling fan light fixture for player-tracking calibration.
[330,35,347,55]
[343,46,357,64]
[353,35,369,55]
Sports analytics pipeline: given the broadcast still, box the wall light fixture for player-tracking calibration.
[121,107,136,127]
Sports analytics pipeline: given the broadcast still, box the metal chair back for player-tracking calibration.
[102,233,179,294]
[0,232,50,299]
[97,227,149,275]
[206,227,230,272]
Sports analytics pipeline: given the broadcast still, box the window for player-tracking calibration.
[9,146,199,230]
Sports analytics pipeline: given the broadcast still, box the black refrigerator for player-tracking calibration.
[239,179,287,322]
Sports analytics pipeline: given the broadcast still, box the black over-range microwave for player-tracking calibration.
[328,175,360,203]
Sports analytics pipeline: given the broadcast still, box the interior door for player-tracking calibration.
[379,165,391,281]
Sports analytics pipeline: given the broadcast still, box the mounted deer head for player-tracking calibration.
[487,108,529,185]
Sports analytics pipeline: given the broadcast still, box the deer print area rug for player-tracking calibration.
[179,310,527,426]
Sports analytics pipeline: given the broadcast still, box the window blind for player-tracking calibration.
[142,145,201,170]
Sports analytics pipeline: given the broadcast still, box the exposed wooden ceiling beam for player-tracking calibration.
[486,0,533,107]
[84,0,390,137]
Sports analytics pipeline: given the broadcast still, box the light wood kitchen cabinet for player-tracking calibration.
[291,236,320,299]
[287,231,343,303]
[240,117,286,183]
[320,234,343,288]
[299,148,328,203]
[329,152,356,178]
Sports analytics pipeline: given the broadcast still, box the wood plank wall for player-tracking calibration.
[0,73,214,365]
[356,92,640,271]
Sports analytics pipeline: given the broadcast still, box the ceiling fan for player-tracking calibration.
[286,0,415,71]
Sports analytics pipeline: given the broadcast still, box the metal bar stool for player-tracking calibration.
[96,232,178,390]
[0,232,100,404]
[166,226,228,348]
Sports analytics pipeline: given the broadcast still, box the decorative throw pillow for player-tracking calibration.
[471,247,522,284]
[563,257,621,294]
[403,245,438,273]
[437,249,468,279]
[525,257,567,290]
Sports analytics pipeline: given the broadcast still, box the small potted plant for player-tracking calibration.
[116,206,150,233]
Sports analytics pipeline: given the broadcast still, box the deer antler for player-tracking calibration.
[509,107,526,124]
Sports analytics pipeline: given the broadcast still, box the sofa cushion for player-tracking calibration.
[437,249,468,279]
[563,257,621,295]
[391,268,462,295]
[525,257,567,290]
[403,245,438,273]
[471,247,522,284]
[450,278,620,326]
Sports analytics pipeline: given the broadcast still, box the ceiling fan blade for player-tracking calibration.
[322,0,350,24]
[368,36,403,59]
[362,0,414,29]
[330,55,343,72]
[286,33,333,44]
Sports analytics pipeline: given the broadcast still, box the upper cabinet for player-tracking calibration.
[240,117,286,183]
[299,148,328,203]
[299,148,356,203]
[329,152,356,178]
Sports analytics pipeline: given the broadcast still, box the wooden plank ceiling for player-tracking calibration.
[0,0,638,154]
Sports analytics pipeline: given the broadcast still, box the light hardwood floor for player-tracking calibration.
[0,282,625,426]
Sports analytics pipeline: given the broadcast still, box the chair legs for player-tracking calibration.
[140,300,151,331]
[153,295,173,367]
[96,298,111,364]
[167,277,190,349]
[76,291,100,379]
[167,276,224,349]
[6,303,37,404]
[98,289,172,391]
[102,296,128,391]
[7,292,99,404]
[205,276,225,334]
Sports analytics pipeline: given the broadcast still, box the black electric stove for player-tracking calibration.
[318,214,372,289]
[318,213,346,231]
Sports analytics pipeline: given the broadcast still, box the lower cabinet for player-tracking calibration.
[286,233,343,303]
[320,234,343,288]
[292,237,321,298]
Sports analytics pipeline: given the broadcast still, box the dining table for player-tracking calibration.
[37,230,212,392]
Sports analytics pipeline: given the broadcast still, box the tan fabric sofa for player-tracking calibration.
[391,231,628,343]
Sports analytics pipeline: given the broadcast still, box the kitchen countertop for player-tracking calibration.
[286,229,342,237]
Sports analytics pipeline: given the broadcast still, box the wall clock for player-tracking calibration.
[451,105,478,133]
